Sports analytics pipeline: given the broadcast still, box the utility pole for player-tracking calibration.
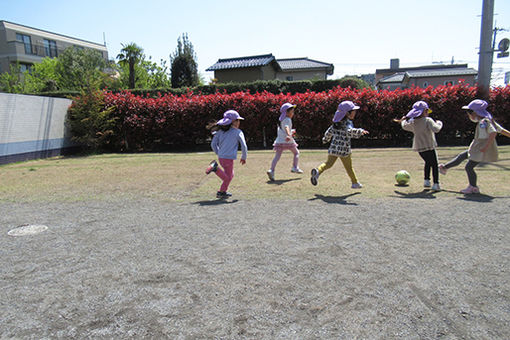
[477,0,494,99]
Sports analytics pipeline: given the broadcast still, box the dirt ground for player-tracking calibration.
[1,194,509,339]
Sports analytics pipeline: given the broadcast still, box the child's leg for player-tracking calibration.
[444,150,468,169]
[340,155,358,184]
[218,158,234,192]
[317,155,337,174]
[465,160,479,187]
[289,146,300,168]
[270,149,284,171]
[419,150,439,183]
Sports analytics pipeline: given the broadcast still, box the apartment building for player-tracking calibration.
[0,20,108,74]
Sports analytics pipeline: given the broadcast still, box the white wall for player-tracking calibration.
[0,93,75,164]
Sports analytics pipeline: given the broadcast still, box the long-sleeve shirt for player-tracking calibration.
[211,128,248,160]
[323,120,366,157]
[401,117,443,152]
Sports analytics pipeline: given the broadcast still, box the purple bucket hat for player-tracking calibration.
[406,101,432,119]
[333,101,360,122]
[279,103,296,121]
[217,110,244,125]
[462,99,492,120]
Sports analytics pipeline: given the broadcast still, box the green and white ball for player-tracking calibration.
[395,170,410,185]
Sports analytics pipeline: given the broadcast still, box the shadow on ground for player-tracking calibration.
[308,192,360,205]
[192,199,240,206]
[266,178,302,185]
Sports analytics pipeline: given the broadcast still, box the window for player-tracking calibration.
[19,63,32,73]
[286,76,293,81]
[44,39,58,57]
[444,80,454,86]
[422,81,429,88]
[16,33,33,54]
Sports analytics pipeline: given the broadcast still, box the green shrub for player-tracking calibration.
[67,89,119,152]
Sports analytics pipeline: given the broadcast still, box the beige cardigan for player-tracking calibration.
[468,118,498,162]
[401,117,443,152]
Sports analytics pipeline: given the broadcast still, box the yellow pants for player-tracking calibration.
[317,154,358,184]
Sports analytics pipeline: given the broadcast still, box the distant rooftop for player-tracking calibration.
[376,63,470,74]
[206,54,333,73]
[206,54,277,71]
[0,20,107,51]
[277,57,334,74]
[378,67,478,84]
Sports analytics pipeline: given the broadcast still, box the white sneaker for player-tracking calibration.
[267,169,275,181]
[424,179,431,188]
[431,183,441,191]
[291,167,304,174]
[351,182,363,189]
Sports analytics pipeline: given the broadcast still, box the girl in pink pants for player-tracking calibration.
[205,110,248,199]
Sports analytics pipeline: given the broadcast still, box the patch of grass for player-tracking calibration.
[1,146,509,202]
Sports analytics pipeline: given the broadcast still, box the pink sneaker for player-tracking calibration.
[460,185,480,194]
[439,164,447,175]
[205,160,218,174]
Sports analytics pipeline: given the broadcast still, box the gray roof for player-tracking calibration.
[379,73,406,84]
[277,58,334,74]
[379,67,477,84]
[406,68,478,78]
[206,54,277,71]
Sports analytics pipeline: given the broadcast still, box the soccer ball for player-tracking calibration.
[395,170,410,185]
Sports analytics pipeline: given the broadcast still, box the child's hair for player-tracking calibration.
[206,120,231,132]
[333,119,348,129]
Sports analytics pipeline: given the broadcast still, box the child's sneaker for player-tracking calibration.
[310,168,319,186]
[267,169,275,181]
[351,182,363,189]
[431,183,441,191]
[216,191,232,199]
[205,160,218,174]
[439,164,447,175]
[424,179,431,188]
[460,185,480,194]
[291,167,304,174]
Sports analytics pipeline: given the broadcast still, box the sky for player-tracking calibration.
[3,0,510,85]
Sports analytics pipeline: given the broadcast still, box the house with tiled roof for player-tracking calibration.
[376,59,477,90]
[206,54,334,83]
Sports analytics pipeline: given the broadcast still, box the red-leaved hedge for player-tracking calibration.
[69,83,510,151]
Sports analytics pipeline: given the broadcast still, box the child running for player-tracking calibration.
[394,101,443,190]
[205,110,248,199]
[438,99,498,194]
[310,100,369,188]
[267,102,303,181]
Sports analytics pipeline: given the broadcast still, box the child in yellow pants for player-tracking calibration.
[311,101,368,188]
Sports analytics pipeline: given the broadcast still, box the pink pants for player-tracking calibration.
[214,158,234,192]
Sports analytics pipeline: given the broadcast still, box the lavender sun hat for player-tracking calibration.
[462,99,492,119]
[217,110,244,125]
[333,101,360,122]
[406,101,432,119]
[279,103,297,121]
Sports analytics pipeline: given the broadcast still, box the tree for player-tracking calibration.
[55,47,107,91]
[170,33,199,88]
[117,43,144,89]
[0,63,24,93]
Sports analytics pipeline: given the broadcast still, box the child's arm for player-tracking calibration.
[238,131,248,163]
[347,127,369,138]
[401,119,414,132]
[211,133,219,154]
[428,118,443,133]
[480,132,497,153]
[322,126,333,143]
[493,121,510,138]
